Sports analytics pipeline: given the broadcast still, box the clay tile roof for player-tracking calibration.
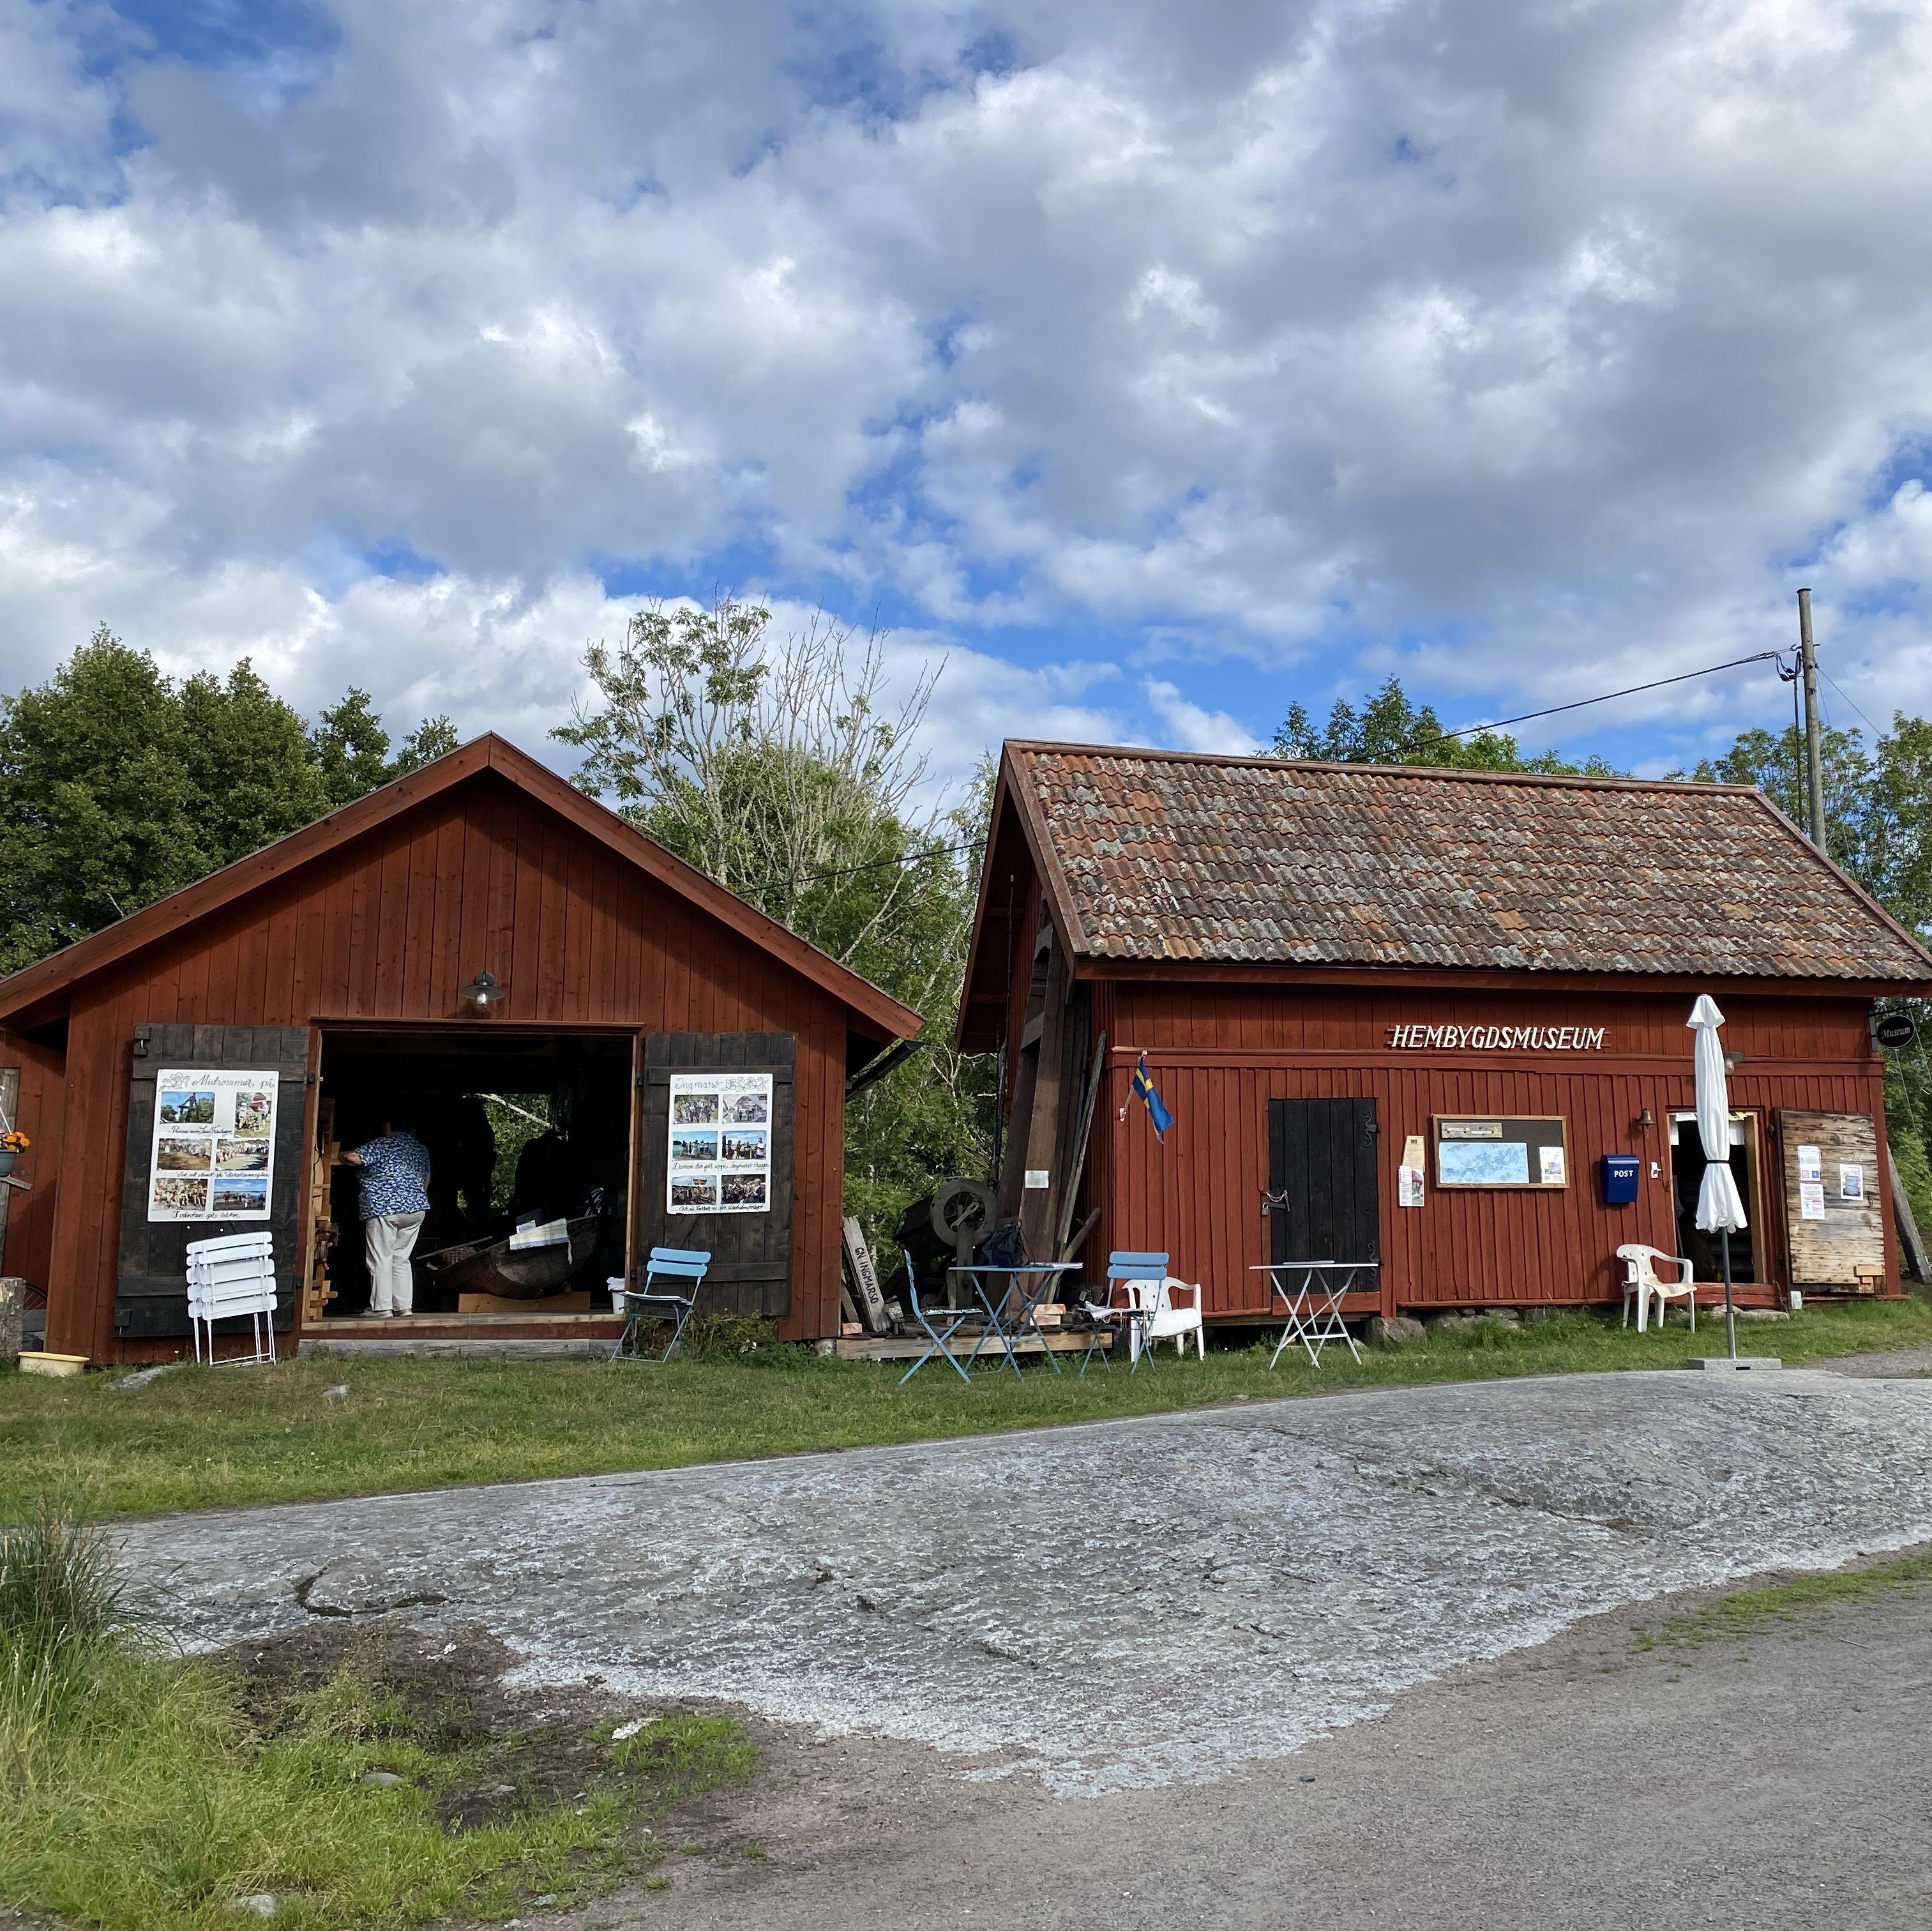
[1007,744,1932,982]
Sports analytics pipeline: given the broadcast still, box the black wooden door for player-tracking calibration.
[117,1023,313,1338]
[1267,1098,1380,1264]
[634,1032,796,1318]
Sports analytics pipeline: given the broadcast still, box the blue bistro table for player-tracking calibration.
[1252,1261,1378,1369]
[900,1261,1082,1384]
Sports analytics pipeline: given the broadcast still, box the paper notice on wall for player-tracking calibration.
[1839,1163,1865,1202]
[1539,1144,1567,1185]
[667,1072,773,1214]
[1799,1181,1826,1221]
[1398,1165,1425,1208]
[1401,1135,1425,1169]
[1797,1144,1822,1181]
[147,1069,279,1222]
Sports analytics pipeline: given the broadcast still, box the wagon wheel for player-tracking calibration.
[931,1178,995,1263]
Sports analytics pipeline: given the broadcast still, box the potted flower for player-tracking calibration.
[0,1129,28,1178]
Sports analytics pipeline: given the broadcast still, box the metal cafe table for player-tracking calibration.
[900,1261,1081,1384]
[1252,1261,1379,1369]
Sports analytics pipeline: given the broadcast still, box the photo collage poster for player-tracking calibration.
[667,1072,774,1215]
[147,1069,280,1221]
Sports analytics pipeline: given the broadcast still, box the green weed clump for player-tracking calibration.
[0,1508,756,1930]
[1645,1545,1932,1651]
[0,1500,135,1780]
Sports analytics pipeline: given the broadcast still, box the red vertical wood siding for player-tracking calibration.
[41,769,860,1361]
[1085,982,1896,1315]
[0,1024,69,1292]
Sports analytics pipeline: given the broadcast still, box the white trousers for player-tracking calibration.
[365,1211,425,1314]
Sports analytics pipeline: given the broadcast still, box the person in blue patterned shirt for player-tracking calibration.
[342,1117,433,1315]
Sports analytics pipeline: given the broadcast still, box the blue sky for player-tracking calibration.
[4,0,1932,793]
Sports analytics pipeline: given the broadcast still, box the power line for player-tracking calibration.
[1406,651,1788,750]
[1820,667,1887,741]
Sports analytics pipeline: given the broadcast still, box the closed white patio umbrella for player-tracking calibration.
[1688,994,1747,1360]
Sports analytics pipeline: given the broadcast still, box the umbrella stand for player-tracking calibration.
[1719,1227,1739,1362]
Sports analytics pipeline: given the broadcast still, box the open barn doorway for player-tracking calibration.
[1668,1110,1766,1284]
[312,1026,633,1319]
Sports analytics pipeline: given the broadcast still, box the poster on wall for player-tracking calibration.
[1398,1133,1426,1208]
[667,1072,773,1215]
[147,1069,279,1222]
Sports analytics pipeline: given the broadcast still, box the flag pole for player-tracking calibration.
[1719,1226,1738,1362]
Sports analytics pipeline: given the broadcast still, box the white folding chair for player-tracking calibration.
[185,1231,278,1365]
[1617,1243,1696,1333]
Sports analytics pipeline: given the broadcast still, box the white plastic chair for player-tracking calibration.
[1617,1243,1696,1333]
[1079,1253,1205,1369]
[1140,1276,1206,1362]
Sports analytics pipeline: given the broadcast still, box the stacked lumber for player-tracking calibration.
[304,1100,343,1322]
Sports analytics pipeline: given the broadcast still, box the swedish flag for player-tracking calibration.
[1130,1054,1174,1142]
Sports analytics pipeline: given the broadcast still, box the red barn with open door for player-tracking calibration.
[0,734,919,1363]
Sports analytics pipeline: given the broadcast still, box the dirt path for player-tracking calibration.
[1815,1338,1932,1378]
[617,1559,1932,1930]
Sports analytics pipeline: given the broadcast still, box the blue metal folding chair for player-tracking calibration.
[899,1253,982,1385]
[612,1246,712,1361]
[1075,1251,1169,1374]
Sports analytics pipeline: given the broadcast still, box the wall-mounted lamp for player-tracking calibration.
[1636,1107,1654,1128]
[1724,1050,1745,1072]
[461,969,508,1013]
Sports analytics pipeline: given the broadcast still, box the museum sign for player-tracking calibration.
[1385,1024,1608,1051]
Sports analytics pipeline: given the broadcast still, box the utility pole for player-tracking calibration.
[1797,587,1828,855]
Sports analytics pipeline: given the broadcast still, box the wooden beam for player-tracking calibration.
[833,1329,1109,1361]
[1055,1031,1106,1257]
[1018,925,1072,1259]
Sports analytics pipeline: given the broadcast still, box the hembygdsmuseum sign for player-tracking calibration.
[1385,1024,1608,1051]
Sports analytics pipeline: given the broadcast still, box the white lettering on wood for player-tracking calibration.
[1384,1023,1609,1052]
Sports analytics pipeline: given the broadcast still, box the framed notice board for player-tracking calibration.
[1433,1116,1569,1189]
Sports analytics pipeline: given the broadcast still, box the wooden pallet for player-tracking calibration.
[832,1329,1110,1361]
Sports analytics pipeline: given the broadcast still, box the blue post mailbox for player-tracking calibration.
[1599,1154,1640,1205]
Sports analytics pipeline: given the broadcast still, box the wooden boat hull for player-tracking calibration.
[418,1216,602,1299]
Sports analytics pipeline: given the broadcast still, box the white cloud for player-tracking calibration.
[3,0,1932,766]
[1142,678,1262,756]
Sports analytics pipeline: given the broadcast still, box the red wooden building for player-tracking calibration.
[960,744,1932,1320]
[0,734,919,1363]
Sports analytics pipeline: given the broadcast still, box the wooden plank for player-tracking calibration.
[1055,1029,1106,1258]
[1018,920,1071,1257]
[842,1215,888,1331]
[833,1329,1111,1361]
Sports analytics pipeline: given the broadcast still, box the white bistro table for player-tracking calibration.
[1252,1260,1378,1369]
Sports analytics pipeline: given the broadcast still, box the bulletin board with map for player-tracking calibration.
[1433,1116,1570,1190]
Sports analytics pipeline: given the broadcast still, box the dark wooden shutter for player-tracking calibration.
[635,1032,796,1318]
[1268,1098,1380,1265]
[117,1024,313,1338]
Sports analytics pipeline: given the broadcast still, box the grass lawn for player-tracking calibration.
[0,1511,756,1931]
[4,1297,1931,1524]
